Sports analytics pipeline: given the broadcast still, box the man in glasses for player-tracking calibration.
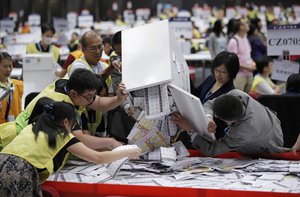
[68,30,116,81]
[172,89,288,157]
[67,31,121,140]
[1,69,126,151]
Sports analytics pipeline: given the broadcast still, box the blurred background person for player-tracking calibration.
[26,23,60,66]
[208,20,227,59]
[247,24,267,62]
[250,18,267,46]
[68,32,80,52]
[227,18,256,93]
[250,56,280,97]
[0,52,23,124]
[101,36,113,63]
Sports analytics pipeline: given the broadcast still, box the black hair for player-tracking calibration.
[72,32,79,37]
[213,94,245,121]
[286,74,300,93]
[112,31,121,50]
[94,74,108,96]
[67,69,102,94]
[41,23,55,35]
[250,18,261,30]
[28,97,54,124]
[248,23,257,37]
[233,19,242,34]
[0,52,12,63]
[227,18,236,39]
[211,51,240,80]
[29,97,77,149]
[255,56,272,74]
[212,20,223,37]
[102,36,112,45]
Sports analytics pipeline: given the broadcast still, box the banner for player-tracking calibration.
[267,25,300,56]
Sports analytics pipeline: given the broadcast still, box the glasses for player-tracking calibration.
[214,68,228,75]
[78,93,96,103]
[85,44,104,53]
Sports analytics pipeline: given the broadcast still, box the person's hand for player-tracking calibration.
[126,147,142,159]
[111,59,122,72]
[124,104,134,116]
[291,134,300,155]
[171,112,193,131]
[108,138,123,149]
[246,62,256,72]
[116,83,128,101]
[207,116,217,133]
[291,145,300,155]
[274,85,281,95]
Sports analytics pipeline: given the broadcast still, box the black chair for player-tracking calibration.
[257,95,300,148]
[24,92,40,108]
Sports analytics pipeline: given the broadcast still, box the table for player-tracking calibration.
[184,51,212,86]
[44,151,300,197]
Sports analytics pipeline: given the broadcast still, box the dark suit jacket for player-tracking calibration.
[191,75,235,104]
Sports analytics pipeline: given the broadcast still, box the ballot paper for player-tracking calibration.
[160,147,177,166]
[134,126,168,153]
[172,141,190,159]
[144,84,170,119]
[48,156,300,193]
[107,145,140,177]
[127,116,162,143]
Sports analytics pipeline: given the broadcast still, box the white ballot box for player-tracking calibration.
[168,83,216,142]
[22,54,56,101]
[122,20,190,92]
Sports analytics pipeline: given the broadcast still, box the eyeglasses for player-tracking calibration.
[85,44,104,53]
[214,68,228,75]
[78,93,96,103]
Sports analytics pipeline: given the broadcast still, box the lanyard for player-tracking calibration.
[203,90,212,103]
[2,85,13,121]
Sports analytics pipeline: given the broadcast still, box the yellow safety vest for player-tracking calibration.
[16,80,84,132]
[1,80,83,151]
[251,75,275,93]
[67,57,111,87]
[26,43,60,63]
[1,124,75,183]
[71,50,84,59]
[68,57,111,135]
[81,109,102,136]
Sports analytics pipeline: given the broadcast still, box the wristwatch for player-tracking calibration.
[187,128,196,137]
